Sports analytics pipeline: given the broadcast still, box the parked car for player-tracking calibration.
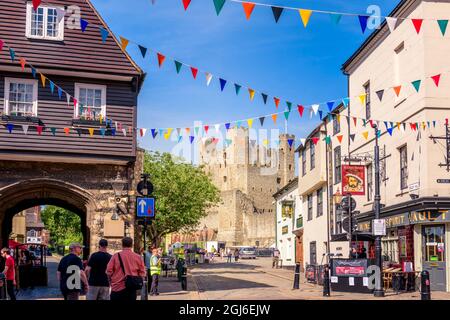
[256,248,274,257]
[239,247,257,259]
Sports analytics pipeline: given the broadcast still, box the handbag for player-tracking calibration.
[117,253,143,291]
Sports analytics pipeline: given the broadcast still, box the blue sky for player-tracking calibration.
[90,0,398,153]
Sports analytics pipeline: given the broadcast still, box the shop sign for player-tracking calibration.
[409,210,450,224]
[342,165,365,195]
[384,213,409,228]
[357,221,371,232]
[373,219,386,236]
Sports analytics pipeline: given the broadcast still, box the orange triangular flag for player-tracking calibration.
[64,127,70,135]
[337,135,343,144]
[242,2,255,20]
[20,58,26,71]
[362,131,369,140]
[271,114,277,124]
[274,97,280,109]
[299,9,312,27]
[40,74,46,87]
[248,88,255,101]
[119,36,129,51]
[157,53,165,67]
[393,85,402,97]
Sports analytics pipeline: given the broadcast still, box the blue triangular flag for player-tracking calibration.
[99,27,109,43]
[342,97,350,108]
[80,19,89,32]
[31,68,37,78]
[387,127,393,136]
[350,133,356,142]
[377,130,381,138]
[58,87,63,99]
[225,123,231,130]
[236,121,241,128]
[159,129,164,137]
[9,48,15,61]
[138,45,147,58]
[327,101,334,112]
[219,78,227,91]
[261,93,268,104]
[433,121,436,128]
[6,124,14,133]
[111,128,116,136]
[259,117,265,126]
[189,136,195,144]
[234,84,241,95]
[100,128,106,136]
[287,139,294,148]
[151,129,157,138]
[178,136,183,143]
[358,15,369,33]
[49,81,55,94]
[318,110,323,119]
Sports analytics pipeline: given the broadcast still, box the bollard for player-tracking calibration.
[323,264,331,297]
[181,265,188,291]
[293,263,300,290]
[421,270,431,300]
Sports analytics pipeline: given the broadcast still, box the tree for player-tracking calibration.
[40,206,83,246]
[143,151,220,247]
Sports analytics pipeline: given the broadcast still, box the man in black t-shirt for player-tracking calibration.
[57,243,88,300]
[85,239,112,300]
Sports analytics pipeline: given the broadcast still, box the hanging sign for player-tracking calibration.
[342,165,365,195]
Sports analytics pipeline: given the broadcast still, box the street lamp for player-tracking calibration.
[332,188,343,205]
[110,172,126,221]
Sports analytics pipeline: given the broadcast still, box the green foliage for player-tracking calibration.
[40,206,83,246]
[143,151,220,245]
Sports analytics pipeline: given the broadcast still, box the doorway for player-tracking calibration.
[422,225,446,291]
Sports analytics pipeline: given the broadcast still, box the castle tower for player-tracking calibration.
[278,134,296,186]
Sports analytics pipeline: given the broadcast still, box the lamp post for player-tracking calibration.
[373,125,385,297]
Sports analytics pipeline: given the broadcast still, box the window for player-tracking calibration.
[4,78,38,117]
[310,141,315,170]
[333,114,340,135]
[26,3,64,41]
[364,81,371,120]
[335,204,342,234]
[302,149,306,176]
[334,146,341,184]
[74,83,107,120]
[307,194,313,221]
[310,241,317,265]
[316,188,323,217]
[399,145,408,190]
[367,164,373,201]
[223,176,227,183]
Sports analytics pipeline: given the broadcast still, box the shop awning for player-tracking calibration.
[331,232,376,242]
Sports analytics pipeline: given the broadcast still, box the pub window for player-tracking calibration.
[310,141,315,170]
[4,78,38,117]
[26,3,64,41]
[399,145,408,190]
[307,194,313,221]
[310,241,317,265]
[364,81,371,120]
[74,83,107,120]
[316,188,323,217]
[367,163,373,201]
[302,149,306,176]
[333,114,340,135]
[334,146,341,184]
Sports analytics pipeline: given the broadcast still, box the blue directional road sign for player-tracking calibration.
[136,197,155,219]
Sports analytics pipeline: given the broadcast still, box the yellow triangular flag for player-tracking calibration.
[359,94,366,106]
[397,122,401,130]
[247,119,253,128]
[263,139,269,146]
[40,74,46,87]
[248,88,255,101]
[362,131,369,140]
[164,128,173,140]
[337,115,341,123]
[299,9,313,28]
[120,36,129,51]
[88,128,94,136]
[99,114,103,124]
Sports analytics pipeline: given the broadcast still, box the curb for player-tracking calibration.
[187,272,202,300]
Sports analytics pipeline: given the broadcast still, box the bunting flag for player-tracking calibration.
[287,139,294,148]
[438,20,449,36]
[157,53,166,67]
[22,125,29,135]
[247,118,253,128]
[330,13,342,25]
[359,94,366,106]
[362,131,369,140]
[32,0,41,11]
[189,136,195,144]
[327,101,334,112]
[311,104,319,115]
[261,93,268,104]
[376,90,384,102]
[411,80,421,92]
[51,127,57,136]
[213,0,226,15]
[206,73,213,86]
[318,110,323,120]
[182,0,192,11]
[248,88,255,101]
[299,9,312,28]
[300,138,306,145]
[31,67,36,78]
[324,136,331,145]
[358,15,369,33]
[311,137,319,145]
[431,74,441,87]
[99,27,109,43]
[286,101,292,112]
[36,126,43,135]
[297,105,304,117]
[349,133,356,142]
[393,85,402,97]
[190,67,198,79]
[80,19,89,32]
[412,19,423,34]
[0,40,3,51]
[140,128,147,137]
[58,87,63,99]
[6,123,13,133]
[88,128,95,136]
[100,128,106,137]
[284,111,290,120]
[242,2,255,20]
[9,48,15,61]
[225,123,231,130]
[342,97,350,108]
[19,58,26,71]
[337,135,343,144]
[64,127,70,135]
[204,125,209,134]
[259,117,265,126]
[271,6,284,23]
[40,74,46,87]
[219,78,227,91]
[273,97,280,109]
[175,60,183,73]
[234,84,241,95]
[385,17,397,32]
[271,114,277,124]
[49,81,55,93]
[138,45,148,58]
[386,127,393,136]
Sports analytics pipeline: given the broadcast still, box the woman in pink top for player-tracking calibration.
[106,237,146,301]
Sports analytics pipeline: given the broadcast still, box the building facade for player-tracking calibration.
[0,0,145,256]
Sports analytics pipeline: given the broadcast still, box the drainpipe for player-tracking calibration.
[324,125,331,263]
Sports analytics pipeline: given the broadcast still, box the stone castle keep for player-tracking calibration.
[198,128,295,247]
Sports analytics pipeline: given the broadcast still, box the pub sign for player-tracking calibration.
[342,165,365,195]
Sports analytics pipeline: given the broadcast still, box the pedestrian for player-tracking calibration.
[57,243,89,300]
[143,246,153,294]
[272,248,280,268]
[358,247,367,259]
[149,248,161,296]
[350,247,358,259]
[226,248,232,263]
[1,248,16,300]
[85,239,112,300]
[234,248,240,262]
[220,248,224,260]
[106,237,146,301]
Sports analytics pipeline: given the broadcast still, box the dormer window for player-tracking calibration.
[26,2,64,41]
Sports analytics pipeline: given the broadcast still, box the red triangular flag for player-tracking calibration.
[36,125,43,135]
[190,67,198,79]
[431,74,441,87]
[204,125,209,134]
[297,105,304,117]
[274,97,280,109]
[353,117,357,127]
[393,85,402,97]
[73,98,78,109]
[412,19,423,34]
[311,137,319,145]
[182,0,191,10]
[242,2,256,20]
[32,0,42,10]
[157,53,165,67]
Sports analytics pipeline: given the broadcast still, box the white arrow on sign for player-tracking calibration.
[139,199,146,214]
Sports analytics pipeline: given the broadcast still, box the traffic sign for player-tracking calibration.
[341,196,356,212]
[136,197,155,219]
[137,180,154,196]
[342,217,357,233]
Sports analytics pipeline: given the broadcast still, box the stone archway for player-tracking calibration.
[0,178,98,257]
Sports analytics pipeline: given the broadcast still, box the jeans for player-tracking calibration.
[110,288,137,301]
[86,286,110,300]
[227,255,232,263]
[150,274,159,295]
[6,280,16,301]
[62,291,80,300]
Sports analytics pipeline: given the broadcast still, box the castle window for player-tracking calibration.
[26,3,64,41]
[4,78,38,117]
[289,164,292,171]
[277,177,281,184]
[223,176,227,183]
[74,83,107,120]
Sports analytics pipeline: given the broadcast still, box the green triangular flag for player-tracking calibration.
[438,20,448,36]
[234,84,241,95]
[213,0,226,16]
[411,79,421,92]
[324,136,331,145]
[174,60,183,74]
[284,111,290,120]
[195,127,200,135]
[50,127,57,136]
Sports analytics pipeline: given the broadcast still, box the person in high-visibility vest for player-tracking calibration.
[149,248,161,296]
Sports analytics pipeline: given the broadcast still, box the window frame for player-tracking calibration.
[74,83,107,120]
[367,163,373,201]
[310,141,315,170]
[307,194,313,221]
[4,77,39,117]
[25,2,65,41]
[301,149,306,176]
[316,188,323,217]
[334,146,342,184]
[333,114,340,135]
[399,145,408,190]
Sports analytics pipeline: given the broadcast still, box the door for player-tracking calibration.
[296,236,303,266]
[422,225,446,291]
